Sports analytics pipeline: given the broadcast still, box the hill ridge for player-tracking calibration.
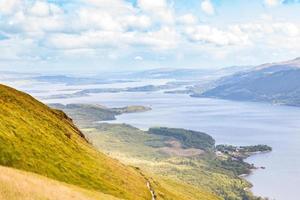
[0,83,151,200]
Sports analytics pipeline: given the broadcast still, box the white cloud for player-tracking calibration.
[177,14,198,25]
[46,32,119,49]
[184,25,250,46]
[29,1,50,17]
[273,23,300,37]
[78,8,123,31]
[0,37,39,61]
[1,0,300,69]
[123,15,151,29]
[83,0,131,8]
[77,8,152,32]
[29,1,63,17]
[134,56,143,61]
[137,0,174,24]
[260,14,273,21]
[264,0,281,6]
[46,26,179,51]
[0,0,65,37]
[0,0,22,15]
[201,0,215,15]
[236,22,300,37]
[140,27,179,50]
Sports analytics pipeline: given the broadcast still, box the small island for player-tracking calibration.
[111,105,152,114]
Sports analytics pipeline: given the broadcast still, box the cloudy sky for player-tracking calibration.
[0,0,300,72]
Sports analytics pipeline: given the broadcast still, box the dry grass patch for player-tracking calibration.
[0,166,121,200]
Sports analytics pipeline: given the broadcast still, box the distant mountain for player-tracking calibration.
[195,57,300,106]
[125,67,253,80]
[33,69,205,84]
[125,68,213,80]
[33,75,130,85]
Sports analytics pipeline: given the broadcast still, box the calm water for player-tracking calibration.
[44,90,300,200]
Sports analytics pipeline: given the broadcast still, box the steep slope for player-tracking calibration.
[0,165,121,200]
[0,84,150,200]
[196,57,300,106]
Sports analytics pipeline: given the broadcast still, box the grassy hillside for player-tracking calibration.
[150,176,221,200]
[0,84,151,200]
[0,165,121,200]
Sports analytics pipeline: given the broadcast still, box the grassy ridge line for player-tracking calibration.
[0,84,151,200]
[0,165,122,200]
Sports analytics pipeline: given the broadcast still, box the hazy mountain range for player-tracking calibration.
[195,57,300,106]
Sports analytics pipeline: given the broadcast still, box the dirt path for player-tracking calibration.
[146,181,156,200]
[137,170,156,200]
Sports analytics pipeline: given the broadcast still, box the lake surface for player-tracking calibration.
[44,90,300,200]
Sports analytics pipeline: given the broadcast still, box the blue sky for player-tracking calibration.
[0,0,300,72]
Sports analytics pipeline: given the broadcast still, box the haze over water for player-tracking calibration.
[45,90,300,200]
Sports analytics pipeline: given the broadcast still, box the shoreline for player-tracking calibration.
[239,150,272,200]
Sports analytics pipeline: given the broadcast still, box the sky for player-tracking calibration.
[0,0,300,72]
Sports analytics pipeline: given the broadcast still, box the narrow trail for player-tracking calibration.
[146,181,156,200]
[138,170,156,200]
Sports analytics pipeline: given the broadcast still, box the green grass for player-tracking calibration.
[82,123,262,200]
[150,175,221,200]
[0,84,151,200]
[84,123,167,161]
